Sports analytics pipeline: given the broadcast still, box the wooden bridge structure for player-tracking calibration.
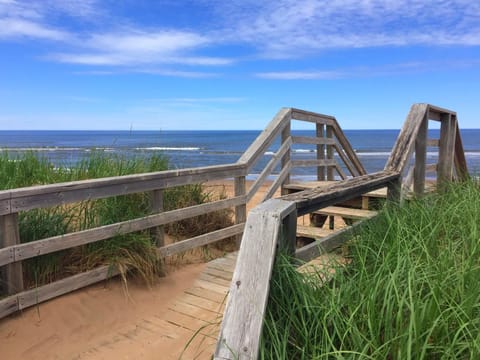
[0,103,469,359]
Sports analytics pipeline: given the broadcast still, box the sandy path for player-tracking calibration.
[0,180,276,359]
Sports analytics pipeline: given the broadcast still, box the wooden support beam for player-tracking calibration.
[0,213,23,295]
[316,124,325,181]
[281,122,291,195]
[414,114,428,196]
[326,126,334,181]
[438,113,456,187]
[234,176,247,247]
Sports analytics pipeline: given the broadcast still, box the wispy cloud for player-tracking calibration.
[209,0,480,57]
[0,17,69,40]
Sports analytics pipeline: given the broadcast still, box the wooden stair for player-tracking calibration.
[314,206,377,220]
[296,225,333,239]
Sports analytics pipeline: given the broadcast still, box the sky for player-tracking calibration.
[0,0,479,131]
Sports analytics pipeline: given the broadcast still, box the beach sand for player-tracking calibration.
[0,179,277,359]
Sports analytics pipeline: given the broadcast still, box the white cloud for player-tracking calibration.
[0,17,69,40]
[48,29,233,67]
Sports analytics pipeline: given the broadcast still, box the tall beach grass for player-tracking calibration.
[261,179,480,359]
[0,151,232,290]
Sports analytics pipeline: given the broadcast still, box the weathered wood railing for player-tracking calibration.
[214,171,401,359]
[386,103,468,196]
[215,103,469,359]
[0,107,364,319]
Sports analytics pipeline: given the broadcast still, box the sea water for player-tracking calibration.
[0,129,479,180]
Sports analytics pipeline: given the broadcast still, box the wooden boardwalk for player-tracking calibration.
[71,253,236,359]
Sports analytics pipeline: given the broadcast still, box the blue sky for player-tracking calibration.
[0,0,479,130]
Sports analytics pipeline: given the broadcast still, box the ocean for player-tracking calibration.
[1,129,479,180]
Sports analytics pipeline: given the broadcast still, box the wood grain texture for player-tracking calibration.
[234,176,247,247]
[281,171,400,216]
[238,108,291,169]
[157,224,245,257]
[331,122,366,176]
[0,213,24,294]
[10,196,246,264]
[281,125,292,194]
[215,199,296,360]
[453,119,469,180]
[290,108,336,125]
[316,123,325,181]
[0,164,245,215]
[414,114,428,195]
[248,137,292,201]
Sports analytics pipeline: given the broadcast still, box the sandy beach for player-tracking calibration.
[0,179,276,359]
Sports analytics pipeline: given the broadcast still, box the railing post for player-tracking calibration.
[279,209,297,257]
[387,177,402,204]
[316,123,325,181]
[234,176,247,247]
[0,213,24,295]
[326,125,334,181]
[280,122,291,195]
[438,113,456,190]
[151,189,165,274]
[413,114,428,196]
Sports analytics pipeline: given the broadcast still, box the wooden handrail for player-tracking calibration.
[215,170,401,360]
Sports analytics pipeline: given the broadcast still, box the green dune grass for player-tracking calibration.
[261,179,480,359]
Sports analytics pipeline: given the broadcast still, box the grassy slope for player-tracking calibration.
[261,180,480,359]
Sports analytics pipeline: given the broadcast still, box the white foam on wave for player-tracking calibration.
[135,147,200,151]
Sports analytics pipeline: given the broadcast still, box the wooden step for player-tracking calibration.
[314,206,377,220]
[296,225,333,239]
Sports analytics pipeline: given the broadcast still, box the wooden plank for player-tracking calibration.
[203,267,234,281]
[0,213,23,295]
[12,197,245,264]
[247,137,292,201]
[0,296,18,319]
[291,136,336,146]
[453,119,469,180]
[194,279,230,296]
[291,159,336,168]
[180,293,226,313]
[281,171,399,216]
[316,123,325,181]
[262,161,292,202]
[414,114,427,195]
[0,163,245,215]
[157,224,244,258]
[438,113,456,185]
[296,225,333,239]
[283,181,336,192]
[363,187,387,198]
[0,246,14,267]
[281,125,291,194]
[326,126,334,180]
[385,103,428,174]
[215,199,296,360]
[290,108,336,125]
[150,189,164,248]
[18,265,118,310]
[185,287,228,305]
[331,122,367,175]
[169,302,223,323]
[427,104,456,120]
[335,164,347,180]
[295,219,369,262]
[234,176,247,247]
[333,143,358,177]
[425,164,438,173]
[238,108,291,169]
[199,273,232,287]
[314,206,377,219]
